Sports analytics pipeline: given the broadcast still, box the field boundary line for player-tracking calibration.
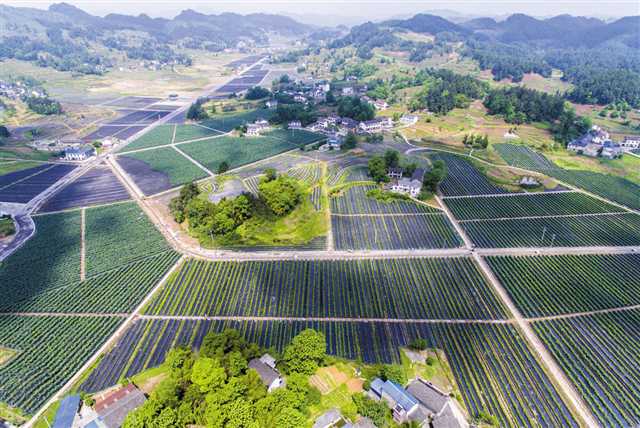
[526,303,640,323]
[172,145,215,178]
[457,211,630,223]
[139,315,513,324]
[80,208,86,281]
[441,189,576,199]
[23,254,186,428]
[0,312,128,318]
[331,212,447,217]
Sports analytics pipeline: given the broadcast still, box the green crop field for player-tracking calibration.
[487,254,640,317]
[330,184,437,215]
[173,124,223,143]
[0,315,121,414]
[178,135,300,173]
[446,191,622,221]
[265,128,325,145]
[201,108,276,132]
[119,125,175,152]
[123,147,208,187]
[85,202,172,276]
[463,213,640,248]
[533,311,640,427]
[145,257,507,319]
[0,212,81,304]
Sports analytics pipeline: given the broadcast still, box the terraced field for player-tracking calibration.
[83,319,577,428]
[145,258,507,319]
[0,315,121,414]
[487,254,640,317]
[446,191,622,221]
[462,213,640,248]
[533,311,640,427]
[431,153,509,196]
[495,144,640,210]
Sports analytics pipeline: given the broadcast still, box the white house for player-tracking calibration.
[373,100,389,110]
[248,354,284,392]
[341,87,354,96]
[266,100,278,109]
[64,146,95,161]
[601,141,623,159]
[621,136,640,151]
[359,117,393,133]
[246,119,270,136]
[391,168,424,197]
[288,121,302,129]
[400,114,419,125]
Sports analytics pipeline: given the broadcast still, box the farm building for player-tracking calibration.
[406,378,468,428]
[246,119,270,136]
[400,114,419,125]
[248,354,284,392]
[373,100,389,110]
[288,120,302,129]
[313,409,343,428]
[64,146,95,161]
[621,136,640,151]
[88,384,146,428]
[359,117,393,133]
[368,378,423,424]
[391,168,425,197]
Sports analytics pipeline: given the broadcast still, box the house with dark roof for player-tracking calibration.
[248,354,284,392]
[406,379,468,428]
[368,378,423,424]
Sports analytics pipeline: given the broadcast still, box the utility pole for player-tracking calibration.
[541,226,547,245]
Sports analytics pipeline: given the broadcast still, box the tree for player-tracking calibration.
[245,86,271,100]
[282,329,326,375]
[381,364,407,385]
[151,377,181,408]
[263,168,278,182]
[409,338,427,351]
[0,126,10,139]
[353,393,389,428]
[423,160,447,193]
[259,175,303,216]
[384,150,400,168]
[169,182,200,223]
[186,98,208,121]
[191,357,227,393]
[337,96,375,121]
[225,351,247,377]
[275,407,306,428]
[342,133,357,150]
[368,156,389,183]
[217,161,229,174]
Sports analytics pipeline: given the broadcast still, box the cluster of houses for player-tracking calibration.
[26,138,97,161]
[568,125,639,159]
[0,80,47,101]
[367,377,468,428]
[388,167,426,197]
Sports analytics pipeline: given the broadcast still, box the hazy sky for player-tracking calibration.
[1,0,638,23]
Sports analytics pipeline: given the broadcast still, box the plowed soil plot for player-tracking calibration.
[39,166,130,212]
[103,96,162,109]
[0,163,52,187]
[108,110,168,125]
[87,319,577,428]
[227,55,264,68]
[0,164,76,203]
[116,156,171,195]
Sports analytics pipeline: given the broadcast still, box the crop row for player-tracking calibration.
[0,315,121,414]
[145,257,507,319]
[1,211,81,303]
[310,185,322,210]
[330,184,436,214]
[85,201,171,277]
[447,191,621,221]
[332,213,462,250]
[494,143,556,170]
[462,213,640,248]
[488,254,640,317]
[287,163,322,185]
[533,311,640,427]
[85,319,576,427]
[3,251,180,314]
[431,153,508,197]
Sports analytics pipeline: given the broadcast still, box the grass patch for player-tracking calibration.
[0,347,17,366]
[548,152,640,186]
[124,147,208,187]
[1,402,30,426]
[0,217,16,238]
[0,160,43,175]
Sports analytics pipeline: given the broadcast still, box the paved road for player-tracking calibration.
[0,213,35,261]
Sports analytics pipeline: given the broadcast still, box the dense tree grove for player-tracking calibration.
[123,329,327,428]
[409,69,487,114]
[186,98,208,121]
[258,173,304,217]
[273,104,317,126]
[24,96,62,115]
[464,40,551,82]
[483,87,565,124]
[245,86,271,100]
[422,160,447,193]
[565,68,640,107]
[337,96,375,121]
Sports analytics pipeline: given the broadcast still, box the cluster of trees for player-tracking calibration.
[123,328,327,428]
[483,87,565,124]
[337,96,375,121]
[367,150,418,183]
[258,170,304,217]
[24,96,62,115]
[245,86,271,100]
[566,68,640,107]
[462,134,489,149]
[464,41,551,82]
[186,98,208,121]
[273,104,317,126]
[422,160,447,194]
[409,69,487,115]
[343,63,378,79]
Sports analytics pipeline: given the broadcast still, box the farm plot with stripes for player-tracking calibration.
[430,153,509,196]
[144,257,507,319]
[488,254,640,317]
[533,311,640,427]
[0,164,77,204]
[83,319,577,428]
[0,315,121,414]
[329,184,462,250]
